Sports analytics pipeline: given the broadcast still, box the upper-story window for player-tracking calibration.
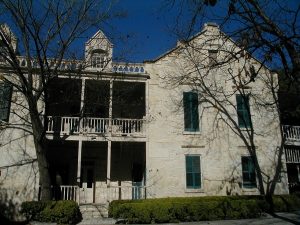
[91,52,106,69]
[236,94,251,128]
[208,50,218,66]
[0,81,12,122]
[183,91,199,132]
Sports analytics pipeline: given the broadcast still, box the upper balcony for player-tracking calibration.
[45,78,146,140]
[0,56,147,75]
[46,116,146,137]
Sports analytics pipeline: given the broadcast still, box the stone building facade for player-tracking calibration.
[0,23,296,214]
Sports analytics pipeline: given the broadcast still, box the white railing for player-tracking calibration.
[39,185,79,202]
[82,117,109,133]
[46,116,146,136]
[283,125,300,142]
[107,185,146,201]
[59,185,79,201]
[112,62,146,74]
[61,117,80,134]
[0,56,146,74]
[112,118,145,135]
[285,147,300,163]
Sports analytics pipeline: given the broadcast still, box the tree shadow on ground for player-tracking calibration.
[270,212,300,225]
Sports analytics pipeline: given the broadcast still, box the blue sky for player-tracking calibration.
[100,0,228,62]
[103,0,184,63]
[2,0,299,65]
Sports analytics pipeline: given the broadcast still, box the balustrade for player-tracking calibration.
[46,116,145,136]
[107,185,146,201]
[283,125,300,142]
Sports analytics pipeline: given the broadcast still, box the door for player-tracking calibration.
[80,162,95,203]
[132,162,144,200]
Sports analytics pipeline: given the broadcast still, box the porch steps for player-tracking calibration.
[79,203,109,219]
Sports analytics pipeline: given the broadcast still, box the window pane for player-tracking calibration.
[186,173,193,187]
[194,173,201,188]
[192,156,200,172]
[186,156,193,173]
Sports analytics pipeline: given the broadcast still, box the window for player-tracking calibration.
[208,50,218,66]
[186,155,201,189]
[236,94,251,128]
[183,92,199,132]
[91,53,106,68]
[241,156,256,188]
[0,81,12,122]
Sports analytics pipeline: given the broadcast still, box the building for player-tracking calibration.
[0,23,296,216]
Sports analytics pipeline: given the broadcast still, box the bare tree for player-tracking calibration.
[0,0,117,200]
[161,0,300,208]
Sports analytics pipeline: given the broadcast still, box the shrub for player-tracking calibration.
[21,200,81,224]
[21,201,47,220]
[109,195,300,223]
[273,195,300,212]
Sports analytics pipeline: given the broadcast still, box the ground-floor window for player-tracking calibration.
[241,156,256,188]
[185,155,201,189]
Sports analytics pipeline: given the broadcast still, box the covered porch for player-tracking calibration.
[43,140,146,203]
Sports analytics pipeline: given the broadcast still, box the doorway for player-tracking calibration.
[80,161,95,203]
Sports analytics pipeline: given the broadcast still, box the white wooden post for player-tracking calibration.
[77,140,82,183]
[80,79,86,132]
[107,141,111,186]
[109,79,113,131]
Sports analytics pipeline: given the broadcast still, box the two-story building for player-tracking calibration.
[0,23,296,217]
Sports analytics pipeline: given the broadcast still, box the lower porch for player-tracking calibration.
[285,146,300,193]
[42,140,146,203]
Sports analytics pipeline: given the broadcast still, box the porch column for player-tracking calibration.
[80,78,86,112]
[109,79,113,129]
[297,165,300,182]
[77,140,82,183]
[107,141,111,186]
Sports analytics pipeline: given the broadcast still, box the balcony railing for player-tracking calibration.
[0,56,146,75]
[38,185,79,201]
[38,185,146,203]
[46,116,145,136]
[107,185,146,201]
[283,125,300,142]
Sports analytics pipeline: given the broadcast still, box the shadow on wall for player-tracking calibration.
[0,190,27,225]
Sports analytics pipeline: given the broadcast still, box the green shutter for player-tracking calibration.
[183,92,191,131]
[236,95,251,128]
[186,155,201,189]
[191,92,199,131]
[183,92,199,131]
[242,156,256,188]
[0,82,12,122]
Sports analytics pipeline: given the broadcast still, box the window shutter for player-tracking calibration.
[183,92,199,132]
[183,92,191,131]
[186,155,201,189]
[236,95,251,128]
[0,82,12,122]
[191,92,199,131]
[241,156,256,188]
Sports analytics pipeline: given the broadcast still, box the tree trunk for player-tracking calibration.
[34,137,52,201]
[28,97,52,201]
